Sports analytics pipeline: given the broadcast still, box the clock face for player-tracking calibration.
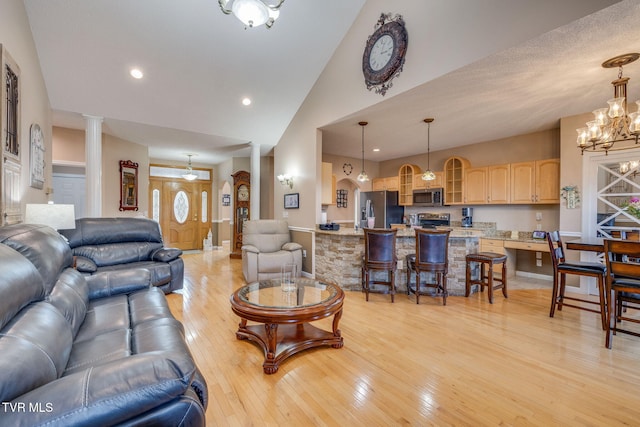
[362,14,408,96]
[369,34,394,71]
[237,184,249,201]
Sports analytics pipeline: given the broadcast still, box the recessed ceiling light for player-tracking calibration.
[242,97,252,106]
[130,68,143,79]
[372,148,380,152]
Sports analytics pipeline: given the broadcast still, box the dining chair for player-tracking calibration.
[362,228,398,302]
[546,231,607,330]
[603,239,640,349]
[405,229,450,305]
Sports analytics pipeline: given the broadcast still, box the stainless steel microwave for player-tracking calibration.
[412,188,443,206]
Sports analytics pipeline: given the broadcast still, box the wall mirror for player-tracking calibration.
[119,160,138,211]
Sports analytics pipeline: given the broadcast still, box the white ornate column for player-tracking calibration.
[83,114,103,217]
[250,142,260,219]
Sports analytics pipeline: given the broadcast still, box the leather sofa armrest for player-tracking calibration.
[242,244,259,254]
[1,353,199,426]
[282,242,302,251]
[151,247,183,263]
[74,255,97,273]
[87,268,151,300]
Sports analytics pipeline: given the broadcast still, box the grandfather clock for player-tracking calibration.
[230,170,250,259]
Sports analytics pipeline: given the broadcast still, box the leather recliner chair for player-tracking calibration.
[241,220,303,283]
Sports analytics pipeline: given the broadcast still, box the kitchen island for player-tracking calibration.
[315,226,482,296]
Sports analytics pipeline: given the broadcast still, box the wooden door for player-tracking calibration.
[162,181,200,250]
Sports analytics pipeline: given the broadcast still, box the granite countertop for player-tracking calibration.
[315,226,482,239]
[316,225,546,243]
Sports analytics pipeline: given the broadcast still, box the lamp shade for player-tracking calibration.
[25,204,76,230]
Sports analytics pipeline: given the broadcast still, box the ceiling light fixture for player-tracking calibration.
[422,118,436,181]
[218,0,284,29]
[357,121,369,182]
[577,53,640,154]
[242,97,252,106]
[182,154,198,181]
[130,68,143,79]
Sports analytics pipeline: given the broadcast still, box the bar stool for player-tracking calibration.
[406,229,451,305]
[362,228,398,302]
[465,252,508,304]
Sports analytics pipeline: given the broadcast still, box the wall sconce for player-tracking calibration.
[277,174,294,189]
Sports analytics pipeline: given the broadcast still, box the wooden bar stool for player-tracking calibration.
[465,252,508,304]
[362,228,398,302]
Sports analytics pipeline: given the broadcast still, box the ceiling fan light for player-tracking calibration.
[232,0,270,27]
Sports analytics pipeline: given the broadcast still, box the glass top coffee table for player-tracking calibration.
[230,277,344,374]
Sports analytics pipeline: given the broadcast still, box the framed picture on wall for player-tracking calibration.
[284,193,299,209]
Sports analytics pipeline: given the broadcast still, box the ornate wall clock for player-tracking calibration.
[362,13,408,96]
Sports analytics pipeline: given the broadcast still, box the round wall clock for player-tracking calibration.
[342,162,353,175]
[362,13,408,96]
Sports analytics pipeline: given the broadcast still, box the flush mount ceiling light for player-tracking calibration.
[130,68,143,79]
[357,121,369,182]
[422,118,436,181]
[182,154,198,181]
[577,53,640,154]
[218,0,284,29]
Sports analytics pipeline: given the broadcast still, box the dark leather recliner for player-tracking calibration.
[60,217,184,294]
[0,223,207,426]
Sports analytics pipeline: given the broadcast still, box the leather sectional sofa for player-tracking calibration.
[0,223,207,426]
[60,217,184,294]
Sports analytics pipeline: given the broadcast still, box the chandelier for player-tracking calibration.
[218,0,284,29]
[357,121,369,182]
[182,154,197,181]
[421,118,436,181]
[577,53,640,154]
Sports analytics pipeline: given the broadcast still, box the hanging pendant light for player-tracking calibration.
[422,118,436,181]
[357,121,370,182]
[182,154,198,181]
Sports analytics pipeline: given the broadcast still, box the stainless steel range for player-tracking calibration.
[418,213,450,229]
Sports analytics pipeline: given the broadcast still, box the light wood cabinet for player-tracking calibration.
[464,167,487,204]
[413,171,443,190]
[487,164,511,204]
[444,157,470,205]
[510,159,559,204]
[398,164,421,206]
[480,238,506,255]
[321,162,336,205]
[372,176,398,191]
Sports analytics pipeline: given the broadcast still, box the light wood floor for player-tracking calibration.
[167,248,640,426]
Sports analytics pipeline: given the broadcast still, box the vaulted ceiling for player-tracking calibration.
[23,0,640,164]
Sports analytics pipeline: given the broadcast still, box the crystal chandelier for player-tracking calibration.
[357,121,369,182]
[182,154,197,181]
[421,118,436,181]
[577,53,640,154]
[218,0,284,29]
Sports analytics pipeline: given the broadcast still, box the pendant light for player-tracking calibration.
[357,121,370,182]
[421,118,436,181]
[182,154,197,181]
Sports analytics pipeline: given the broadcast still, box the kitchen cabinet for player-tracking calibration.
[372,176,398,191]
[488,164,510,204]
[321,162,336,205]
[444,157,470,205]
[480,238,506,255]
[413,171,443,190]
[464,167,487,204]
[398,164,421,206]
[510,159,559,204]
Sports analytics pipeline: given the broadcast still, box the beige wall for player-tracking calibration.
[52,126,84,164]
[1,0,53,212]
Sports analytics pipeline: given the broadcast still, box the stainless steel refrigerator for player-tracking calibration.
[359,190,404,229]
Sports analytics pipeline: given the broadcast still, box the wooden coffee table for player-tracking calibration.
[230,278,344,374]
